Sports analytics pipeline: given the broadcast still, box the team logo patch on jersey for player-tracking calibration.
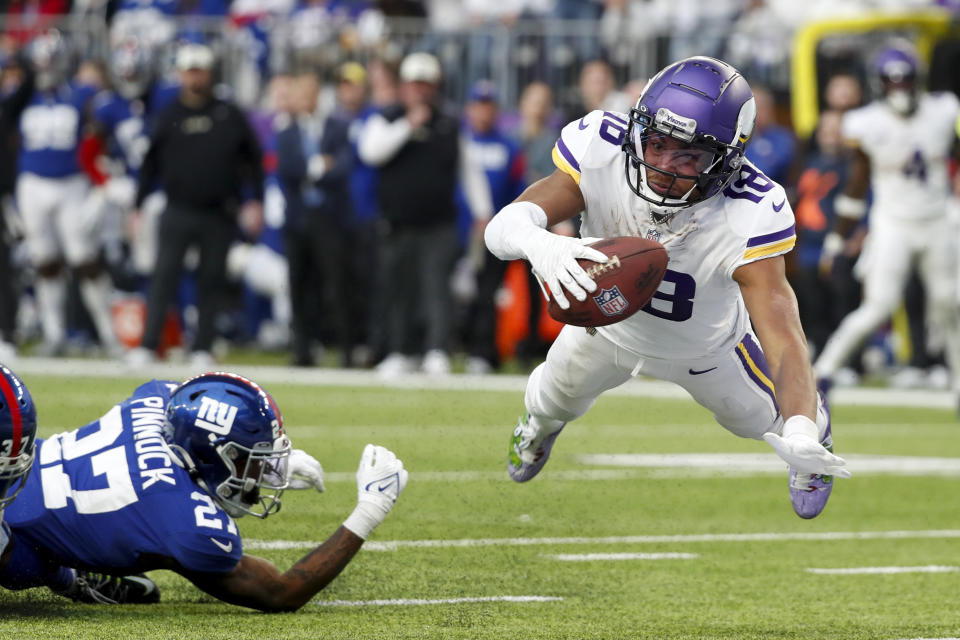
[593,286,629,317]
[646,229,662,243]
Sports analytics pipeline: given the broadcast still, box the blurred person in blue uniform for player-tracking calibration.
[16,31,118,357]
[743,85,796,188]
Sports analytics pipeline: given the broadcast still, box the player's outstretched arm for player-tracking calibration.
[185,526,364,612]
[735,257,849,478]
[182,444,407,612]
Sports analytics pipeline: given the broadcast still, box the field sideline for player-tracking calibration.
[1,358,958,639]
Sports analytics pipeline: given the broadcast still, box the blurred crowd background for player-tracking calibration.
[1,0,960,387]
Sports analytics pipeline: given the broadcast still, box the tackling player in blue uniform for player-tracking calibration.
[0,372,408,610]
[0,365,38,577]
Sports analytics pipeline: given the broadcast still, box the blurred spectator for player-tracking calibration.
[4,0,70,46]
[725,0,793,87]
[823,72,863,113]
[459,80,526,374]
[336,61,378,366]
[275,71,353,367]
[568,59,631,121]
[512,79,567,366]
[16,31,118,357]
[358,52,492,377]
[0,52,34,360]
[128,43,264,369]
[792,110,855,357]
[744,85,796,187]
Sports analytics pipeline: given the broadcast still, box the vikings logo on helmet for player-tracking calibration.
[0,365,38,510]
[622,56,756,222]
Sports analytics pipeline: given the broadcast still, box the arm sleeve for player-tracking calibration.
[357,112,412,166]
[459,136,494,221]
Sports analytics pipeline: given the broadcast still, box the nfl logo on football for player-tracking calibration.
[593,286,628,316]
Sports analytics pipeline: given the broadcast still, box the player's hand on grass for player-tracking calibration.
[525,234,608,310]
[763,416,851,478]
[286,448,325,492]
[343,444,408,540]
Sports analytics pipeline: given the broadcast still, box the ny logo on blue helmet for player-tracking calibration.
[623,56,756,222]
[0,365,37,510]
[163,372,291,519]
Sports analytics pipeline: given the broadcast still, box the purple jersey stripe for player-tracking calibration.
[746,224,796,248]
[735,334,779,413]
[556,135,581,173]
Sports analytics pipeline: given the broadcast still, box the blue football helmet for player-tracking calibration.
[110,37,155,100]
[872,42,920,115]
[163,373,291,519]
[623,56,756,221]
[0,365,37,510]
[25,29,72,91]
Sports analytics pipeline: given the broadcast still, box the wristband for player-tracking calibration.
[342,501,389,540]
[834,194,867,220]
[783,414,819,441]
[821,232,843,259]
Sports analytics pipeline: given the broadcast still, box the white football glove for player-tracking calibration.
[524,234,609,310]
[763,415,851,478]
[286,448,325,492]
[342,444,409,540]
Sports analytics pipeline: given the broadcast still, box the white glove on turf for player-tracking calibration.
[763,415,851,478]
[286,448,326,491]
[523,234,609,310]
[342,444,409,539]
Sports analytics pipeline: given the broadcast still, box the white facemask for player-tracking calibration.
[885,89,915,115]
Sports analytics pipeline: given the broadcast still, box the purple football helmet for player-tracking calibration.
[163,372,291,519]
[872,43,920,115]
[0,365,37,510]
[623,57,756,221]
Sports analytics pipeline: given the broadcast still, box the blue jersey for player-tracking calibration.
[18,83,98,178]
[91,83,178,178]
[5,380,243,574]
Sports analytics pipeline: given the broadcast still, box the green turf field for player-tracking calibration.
[1,373,959,639]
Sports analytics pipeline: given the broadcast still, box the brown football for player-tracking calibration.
[546,236,668,327]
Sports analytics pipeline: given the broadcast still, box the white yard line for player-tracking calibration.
[311,595,563,607]
[807,566,958,575]
[12,356,954,408]
[547,552,698,561]
[244,529,960,552]
[573,453,960,476]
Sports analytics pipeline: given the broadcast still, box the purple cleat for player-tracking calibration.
[789,411,835,519]
[508,414,565,482]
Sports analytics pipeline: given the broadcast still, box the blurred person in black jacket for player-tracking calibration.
[275,71,353,367]
[127,43,264,369]
[358,52,492,377]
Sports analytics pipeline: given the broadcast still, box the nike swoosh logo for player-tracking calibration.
[688,367,718,375]
[772,200,786,212]
[210,537,233,553]
[365,472,399,494]
[577,117,589,130]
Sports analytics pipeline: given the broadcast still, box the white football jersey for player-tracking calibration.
[552,110,796,360]
[843,92,959,222]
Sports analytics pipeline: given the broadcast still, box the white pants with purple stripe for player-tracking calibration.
[525,324,828,441]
